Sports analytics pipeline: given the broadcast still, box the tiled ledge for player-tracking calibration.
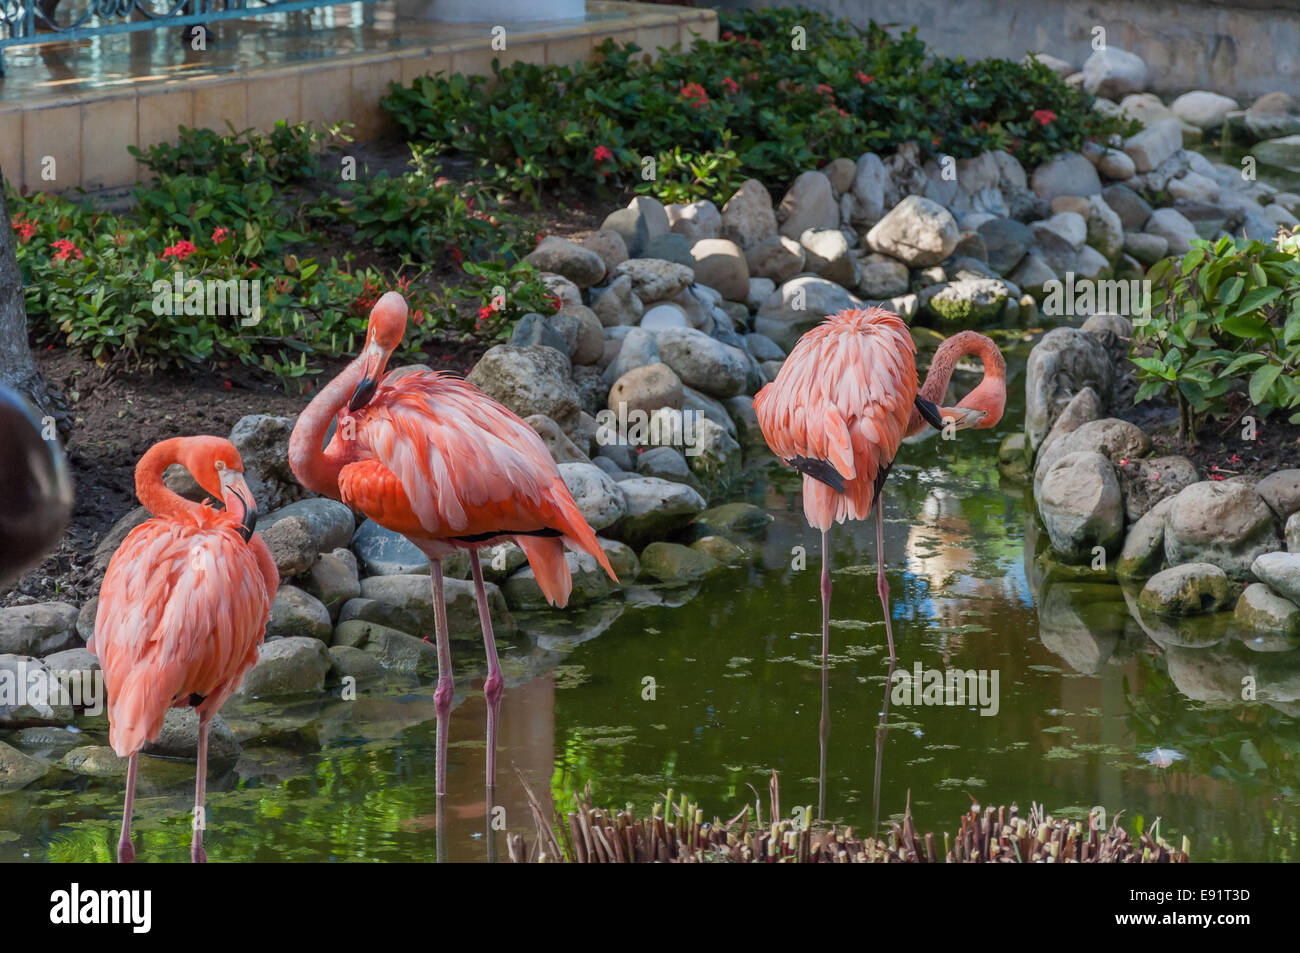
[0,1,717,194]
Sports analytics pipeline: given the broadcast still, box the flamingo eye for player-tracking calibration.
[215,460,226,472]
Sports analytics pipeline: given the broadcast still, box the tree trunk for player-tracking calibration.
[0,169,69,435]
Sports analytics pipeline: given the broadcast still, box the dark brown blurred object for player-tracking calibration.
[0,385,74,586]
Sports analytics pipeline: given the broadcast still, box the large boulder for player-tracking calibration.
[1251,552,1300,605]
[235,636,330,698]
[605,477,707,548]
[1030,152,1102,202]
[638,542,723,585]
[612,259,695,305]
[608,362,684,416]
[1117,496,1174,581]
[864,195,959,266]
[228,414,306,513]
[468,344,582,436]
[689,238,749,301]
[1116,456,1199,521]
[977,218,1032,275]
[1123,119,1183,173]
[921,278,1010,324]
[652,328,749,399]
[1171,91,1238,130]
[260,498,356,556]
[1255,469,1300,521]
[1165,482,1282,579]
[1081,47,1148,99]
[601,195,670,257]
[667,199,722,245]
[1138,563,1237,617]
[720,179,778,249]
[1037,451,1124,561]
[1244,92,1300,141]
[1234,582,1300,637]
[352,573,514,643]
[0,602,78,657]
[755,276,861,352]
[557,462,628,531]
[1024,327,1113,451]
[266,585,333,642]
[777,170,838,238]
[524,236,606,287]
[501,551,614,609]
[351,519,432,576]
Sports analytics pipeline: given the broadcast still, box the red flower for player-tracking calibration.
[412,309,425,326]
[593,144,615,164]
[449,247,463,267]
[1032,109,1056,126]
[162,240,196,261]
[12,214,36,243]
[50,239,82,261]
[816,83,834,96]
[721,76,739,95]
[856,72,874,84]
[679,82,710,108]
[211,226,231,244]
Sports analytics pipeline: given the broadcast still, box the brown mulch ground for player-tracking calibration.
[1152,413,1300,480]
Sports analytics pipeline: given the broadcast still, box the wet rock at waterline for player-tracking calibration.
[1138,563,1238,617]
[1037,451,1124,561]
[1250,552,1300,606]
[638,542,725,585]
[332,619,439,678]
[1165,482,1282,580]
[605,477,707,549]
[267,585,333,642]
[348,574,514,642]
[235,637,331,698]
[690,502,773,540]
[0,741,49,793]
[1235,583,1300,638]
[0,655,73,727]
[327,644,386,683]
[501,551,614,610]
[1024,328,1113,451]
[144,708,240,765]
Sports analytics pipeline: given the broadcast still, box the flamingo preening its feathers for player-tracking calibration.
[755,307,1006,663]
[289,292,616,798]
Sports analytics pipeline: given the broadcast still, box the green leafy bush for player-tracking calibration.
[129,120,352,186]
[310,145,532,266]
[381,6,1135,204]
[428,259,559,342]
[1132,233,1300,440]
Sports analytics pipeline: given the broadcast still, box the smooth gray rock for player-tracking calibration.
[1166,482,1282,579]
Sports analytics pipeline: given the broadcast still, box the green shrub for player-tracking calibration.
[1132,233,1300,440]
[129,120,352,186]
[381,6,1135,204]
[309,144,532,266]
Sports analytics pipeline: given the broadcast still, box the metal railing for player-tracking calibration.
[0,0,384,75]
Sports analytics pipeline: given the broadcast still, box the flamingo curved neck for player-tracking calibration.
[909,331,1006,434]
[288,355,368,500]
[136,439,205,521]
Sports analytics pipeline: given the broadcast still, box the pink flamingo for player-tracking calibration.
[91,436,277,863]
[288,292,615,796]
[755,308,1005,663]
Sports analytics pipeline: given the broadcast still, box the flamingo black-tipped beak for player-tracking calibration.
[348,343,386,412]
[348,375,378,412]
[220,471,258,541]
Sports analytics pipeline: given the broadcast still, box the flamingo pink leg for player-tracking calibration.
[117,754,138,863]
[818,528,832,821]
[468,550,503,790]
[876,495,897,660]
[191,716,209,863]
[429,557,454,798]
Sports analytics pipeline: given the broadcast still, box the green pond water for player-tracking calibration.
[1,336,1297,863]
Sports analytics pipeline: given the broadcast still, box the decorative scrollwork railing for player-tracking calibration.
[0,0,383,75]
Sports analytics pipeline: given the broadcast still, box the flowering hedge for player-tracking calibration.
[381,6,1135,204]
[10,123,555,383]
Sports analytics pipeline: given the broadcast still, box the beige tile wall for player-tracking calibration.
[1,3,718,193]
